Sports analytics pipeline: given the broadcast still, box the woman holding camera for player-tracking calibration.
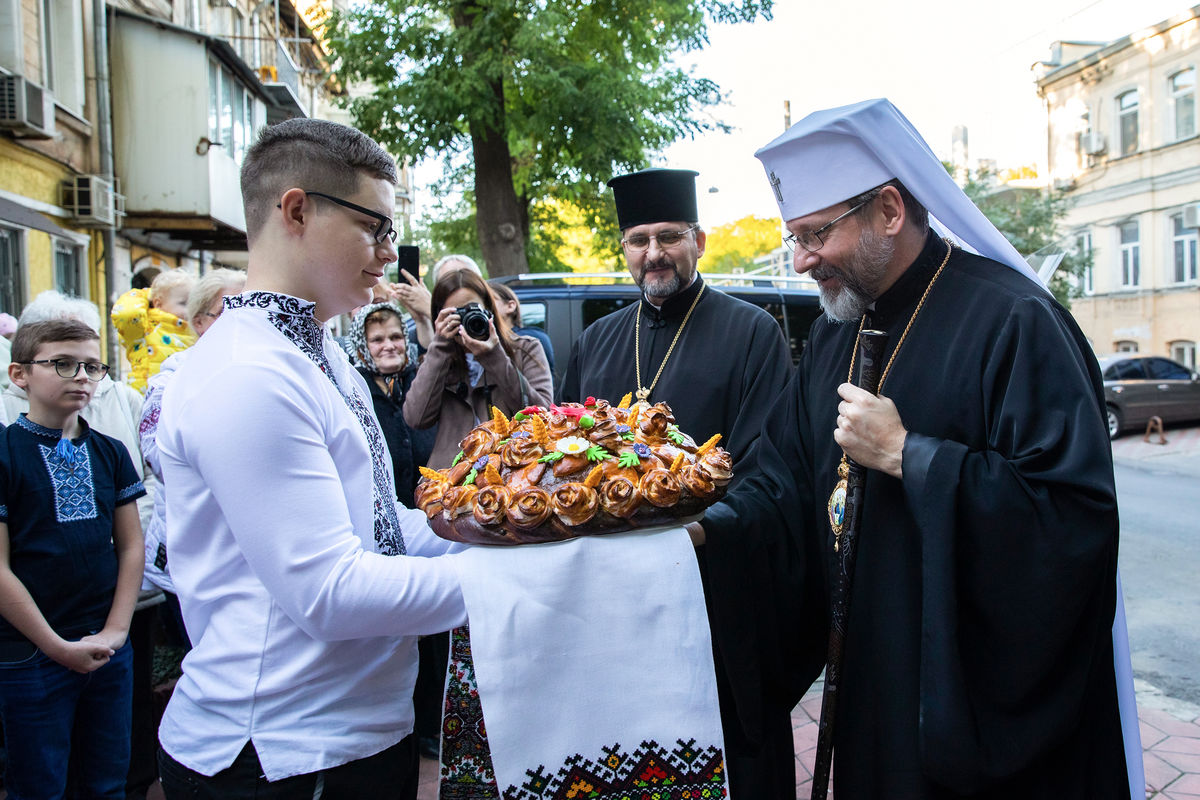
[403,269,553,471]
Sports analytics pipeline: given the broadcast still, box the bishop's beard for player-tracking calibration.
[814,228,895,322]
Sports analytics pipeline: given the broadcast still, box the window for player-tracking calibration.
[1146,357,1191,380]
[1173,213,1198,284]
[40,0,85,113]
[1073,230,1093,295]
[1119,222,1140,287]
[0,227,24,316]
[1113,342,1140,356]
[1170,341,1197,371]
[184,0,202,30]
[207,60,257,163]
[1171,69,1196,141]
[518,301,547,331]
[582,297,634,329]
[1117,90,1139,156]
[53,240,83,297]
[0,0,21,74]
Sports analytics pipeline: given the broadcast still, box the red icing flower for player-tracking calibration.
[584,396,596,407]
[520,406,545,416]
[549,403,585,420]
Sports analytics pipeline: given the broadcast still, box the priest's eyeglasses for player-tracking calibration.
[21,359,110,381]
[783,197,872,254]
[278,191,397,244]
[621,225,699,251]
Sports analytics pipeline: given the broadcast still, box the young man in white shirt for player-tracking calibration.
[155,119,467,798]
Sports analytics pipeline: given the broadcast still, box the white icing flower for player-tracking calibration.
[555,436,590,455]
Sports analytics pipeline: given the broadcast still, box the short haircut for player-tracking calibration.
[11,319,100,364]
[849,178,928,231]
[431,254,482,284]
[241,119,398,244]
[150,269,198,305]
[187,268,247,322]
[19,290,103,333]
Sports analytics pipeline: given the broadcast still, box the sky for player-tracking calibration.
[659,0,1195,226]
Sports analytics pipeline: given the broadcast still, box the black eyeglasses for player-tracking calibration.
[22,359,110,381]
[280,191,397,244]
[783,196,873,254]
[621,225,699,251]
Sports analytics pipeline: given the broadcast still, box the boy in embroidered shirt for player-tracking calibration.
[0,318,146,799]
[155,118,466,797]
[111,269,198,392]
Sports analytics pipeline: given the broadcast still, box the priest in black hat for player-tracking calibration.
[560,168,797,799]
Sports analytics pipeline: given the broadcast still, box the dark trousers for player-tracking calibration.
[157,734,418,800]
[0,640,133,800]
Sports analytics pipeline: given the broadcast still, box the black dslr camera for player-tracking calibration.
[457,302,493,341]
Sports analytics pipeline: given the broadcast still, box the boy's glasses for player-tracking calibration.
[21,359,110,381]
[275,191,398,244]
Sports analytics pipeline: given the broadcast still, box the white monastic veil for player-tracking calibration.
[756,97,1143,798]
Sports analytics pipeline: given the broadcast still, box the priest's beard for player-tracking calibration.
[813,228,894,322]
[636,257,683,300]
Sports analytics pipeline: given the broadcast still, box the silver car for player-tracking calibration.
[1099,355,1200,439]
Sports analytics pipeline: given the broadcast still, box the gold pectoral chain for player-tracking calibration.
[634,284,706,403]
[829,238,954,550]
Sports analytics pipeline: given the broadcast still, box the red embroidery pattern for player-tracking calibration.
[508,739,726,800]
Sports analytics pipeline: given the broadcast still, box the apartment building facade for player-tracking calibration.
[2,0,411,362]
[1036,5,1200,369]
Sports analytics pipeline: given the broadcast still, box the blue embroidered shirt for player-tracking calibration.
[0,414,146,643]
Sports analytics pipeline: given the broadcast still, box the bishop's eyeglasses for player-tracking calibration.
[621,225,699,251]
[21,359,110,381]
[783,197,872,254]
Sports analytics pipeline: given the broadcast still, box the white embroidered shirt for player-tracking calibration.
[156,291,466,780]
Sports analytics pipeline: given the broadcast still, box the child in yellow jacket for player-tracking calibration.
[111,270,197,393]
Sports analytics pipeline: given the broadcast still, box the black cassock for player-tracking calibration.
[560,274,800,799]
[705,231,1130,799]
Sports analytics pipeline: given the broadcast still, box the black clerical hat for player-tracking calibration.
[607,169,700,230]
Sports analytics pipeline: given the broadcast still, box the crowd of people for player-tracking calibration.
[0,102,1138,800]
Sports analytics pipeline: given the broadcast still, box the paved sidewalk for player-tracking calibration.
[1111,423,1200,477]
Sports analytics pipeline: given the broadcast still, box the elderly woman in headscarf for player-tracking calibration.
[349,302,437,508]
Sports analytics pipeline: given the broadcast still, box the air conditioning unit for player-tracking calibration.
[1184,203,1200,230]
[61,175,125,228]
[0,75,56,139]
[1081,130,1106,156]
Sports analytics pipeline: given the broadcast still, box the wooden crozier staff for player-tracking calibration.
[810,328,889,800]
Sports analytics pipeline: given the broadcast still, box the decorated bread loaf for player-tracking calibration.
[415,395,733,545]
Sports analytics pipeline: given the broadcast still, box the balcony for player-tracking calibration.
[109,10,284,249]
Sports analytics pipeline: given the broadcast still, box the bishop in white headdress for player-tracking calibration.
[694,98,1140,800]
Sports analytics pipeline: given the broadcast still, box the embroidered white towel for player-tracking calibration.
[452,526,731,800]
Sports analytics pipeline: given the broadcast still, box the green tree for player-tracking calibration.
[958,166,1091,307]
[703,215,782,272]
[328,0,772,277]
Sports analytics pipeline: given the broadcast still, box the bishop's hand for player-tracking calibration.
[834,383,906,479]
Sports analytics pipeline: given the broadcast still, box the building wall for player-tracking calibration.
[1038,7,1200,368]
[0,140,93,302]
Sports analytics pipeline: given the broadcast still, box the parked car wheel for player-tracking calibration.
[1106,405,1122,440]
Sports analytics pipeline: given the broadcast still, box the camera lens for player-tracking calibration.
[459,303,492,341]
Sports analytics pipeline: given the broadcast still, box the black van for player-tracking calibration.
[491,272,823,387]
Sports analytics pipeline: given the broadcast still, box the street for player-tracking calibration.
[1116,455,1200,707]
